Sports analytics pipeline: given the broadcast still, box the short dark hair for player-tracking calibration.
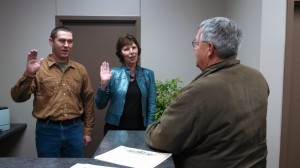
[50,26,72,40]
[116,34,141,64]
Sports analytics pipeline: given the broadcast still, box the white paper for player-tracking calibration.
[94,146,172,168]
[71,163,117,168]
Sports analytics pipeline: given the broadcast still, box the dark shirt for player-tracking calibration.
[120,78,144,129]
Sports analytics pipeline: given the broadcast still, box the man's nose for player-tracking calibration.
[63,41,70,46]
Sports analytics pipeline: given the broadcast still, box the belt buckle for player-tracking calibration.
[61,118,76,126]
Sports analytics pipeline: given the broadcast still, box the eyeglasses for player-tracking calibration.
[192,40,200,48]
[192,39,209,48]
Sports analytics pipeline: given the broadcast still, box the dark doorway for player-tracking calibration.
[56,16,140,157]
[281,1,300,168]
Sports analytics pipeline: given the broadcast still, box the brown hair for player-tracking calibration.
[115,34,141,64]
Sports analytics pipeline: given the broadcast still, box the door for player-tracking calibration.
[281,1,300,167]
[56,16,140,157]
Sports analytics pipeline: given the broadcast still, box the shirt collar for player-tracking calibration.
[200,58,240,78]
[121,64,141,71]
[46,54,76,68]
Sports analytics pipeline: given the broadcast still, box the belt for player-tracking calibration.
[37,117,81,126]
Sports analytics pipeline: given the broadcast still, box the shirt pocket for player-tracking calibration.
[64,76,82,95]
[37,77,59,97]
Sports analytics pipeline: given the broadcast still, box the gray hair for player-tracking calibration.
[199,17,243,59]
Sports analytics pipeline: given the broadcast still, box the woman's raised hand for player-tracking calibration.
[100,61,113,88]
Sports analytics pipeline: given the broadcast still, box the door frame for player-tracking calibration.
[56,16,141,46]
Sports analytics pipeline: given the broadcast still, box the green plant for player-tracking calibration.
[154,78,182,121]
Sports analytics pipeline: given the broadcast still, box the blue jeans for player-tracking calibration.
[35,118,83,158]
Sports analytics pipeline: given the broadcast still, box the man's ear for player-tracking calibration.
[49,38,53,46]
[208,42,214,56]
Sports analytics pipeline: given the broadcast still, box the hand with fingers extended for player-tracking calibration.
[26,49,44,76]
[100,61,113,90]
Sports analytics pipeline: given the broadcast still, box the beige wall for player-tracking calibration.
[260,0,286,167]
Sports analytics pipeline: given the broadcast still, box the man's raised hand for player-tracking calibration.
[26,49,44,76]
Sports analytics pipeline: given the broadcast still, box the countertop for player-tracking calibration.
[0,123,27,142]
[0,130,174,168]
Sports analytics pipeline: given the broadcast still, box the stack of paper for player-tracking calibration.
[71,163,117,168]
[94,146,172,168]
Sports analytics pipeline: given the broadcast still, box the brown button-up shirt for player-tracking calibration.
[11,55,95,136]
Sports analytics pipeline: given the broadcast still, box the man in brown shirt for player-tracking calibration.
[11,26,95,158]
